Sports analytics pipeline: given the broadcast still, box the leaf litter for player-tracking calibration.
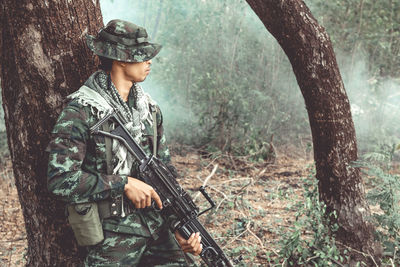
[0,145,313,266]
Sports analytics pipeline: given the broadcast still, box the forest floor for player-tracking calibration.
[0,160,27,266]
[0,145,314,266]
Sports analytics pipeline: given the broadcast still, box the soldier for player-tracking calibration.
[47,19,201,266]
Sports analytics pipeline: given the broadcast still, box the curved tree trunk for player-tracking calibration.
[0,1,103,265]
[245,0,381,264]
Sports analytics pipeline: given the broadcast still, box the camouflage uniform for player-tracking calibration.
[47,20,195,266]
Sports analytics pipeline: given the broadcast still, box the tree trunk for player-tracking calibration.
[0,1,103,265]
[245,0,381,264]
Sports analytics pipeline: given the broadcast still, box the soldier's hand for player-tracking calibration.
[124,177,163,209]
[175,231,202,256]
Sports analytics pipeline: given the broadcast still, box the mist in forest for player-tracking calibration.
[0,0,397,156]
[100,0,400,155]
[100,0,308,153]
[339,53,400,153]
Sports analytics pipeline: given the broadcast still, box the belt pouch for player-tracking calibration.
[67,202,104,246]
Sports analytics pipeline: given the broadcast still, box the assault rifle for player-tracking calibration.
[90,111,239,267]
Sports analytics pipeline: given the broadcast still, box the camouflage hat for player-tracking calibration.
[86,19,162,62]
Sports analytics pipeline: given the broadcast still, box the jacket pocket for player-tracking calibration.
[67,202,104,246]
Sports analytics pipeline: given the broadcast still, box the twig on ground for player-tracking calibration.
[219,177,252,184]
[254,167,268,183]
[247,225,265,251]
[223,221,251,248]
[215,195,229,211]
[227,153,238,171]
[235,177,254,196]
[336,241,379,267]
[331,258,346,267]
[205,155,221,169]
[271,248,279,257]
[193,164,219,202]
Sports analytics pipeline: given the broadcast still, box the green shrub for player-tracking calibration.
[358,145,400,265]
[276,170,346,266]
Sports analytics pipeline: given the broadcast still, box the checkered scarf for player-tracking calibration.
[68,70,156,175]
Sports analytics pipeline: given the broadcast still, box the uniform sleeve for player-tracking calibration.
[47,103,127,203]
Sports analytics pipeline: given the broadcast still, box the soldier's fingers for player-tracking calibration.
[132,197,141,209]
[183,243,201,255]
[146,195,152,207]
[181,242,194,250]
[183,248,193,253]
[190,244,202,256]
[189,233,200,247]
[186,233,195,244]
[181,244,194,251]
[195,235,202,248]
[151,190,163,210]
[194,244,203,256]
[190,239,201,253]
[140,198,147,209]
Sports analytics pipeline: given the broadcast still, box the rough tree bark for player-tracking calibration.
[0,1,103,265]
[245,0,381,264]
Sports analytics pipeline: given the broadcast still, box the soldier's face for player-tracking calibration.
[123,60,152,82]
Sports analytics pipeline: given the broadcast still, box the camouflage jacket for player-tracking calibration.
[47,73,171,237]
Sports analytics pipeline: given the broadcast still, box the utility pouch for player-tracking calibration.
[67,202,104,246]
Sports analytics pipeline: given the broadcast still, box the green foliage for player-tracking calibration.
[357,147,400,265]
[275,171,346,266]
[100,0,399,156]
[101,0,309,153]
[308,0,400,77]
[362,143,398,171]
[151,0,308,153]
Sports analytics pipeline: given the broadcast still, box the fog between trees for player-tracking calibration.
[0,0,399,157]
[99,0,400,157]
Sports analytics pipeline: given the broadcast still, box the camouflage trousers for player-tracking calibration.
[84,229,197,266]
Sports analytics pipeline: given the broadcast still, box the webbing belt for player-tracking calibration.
[97,196,136,219]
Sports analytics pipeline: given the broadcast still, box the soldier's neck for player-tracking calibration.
[110,71,132,102]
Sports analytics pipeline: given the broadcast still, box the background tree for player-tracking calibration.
[0,0,103,265]
[245,0,381,263]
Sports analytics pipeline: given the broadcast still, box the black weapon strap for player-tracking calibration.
[102,121,113,175]
[99,121,138,220]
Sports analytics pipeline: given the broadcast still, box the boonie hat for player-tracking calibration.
[86,19,162,62]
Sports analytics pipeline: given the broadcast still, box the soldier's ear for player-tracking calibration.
[112,61,125,68]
